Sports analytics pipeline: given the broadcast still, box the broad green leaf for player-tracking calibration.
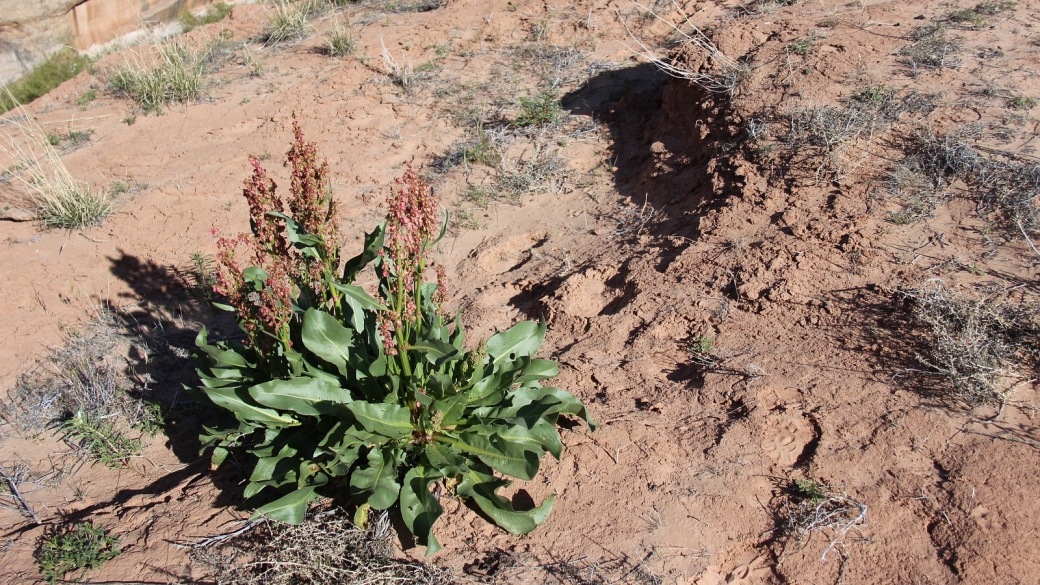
[486,319,546,363]
[410,339,462,366]
[195,328,251,368]
[520,416,561,458]
[347,402,414,440]
[433,393,468,429]
[298,460,329,488]
[401,466,444,554]
[437,431,540,480]
[244,482,266,499]
[331,282,388,331]
[484,418,561,460]
[511,386,598,431]
[268,212,324,250]
[242,266,270,286]
[514,359,559,383]
[424,441,466,477]
[201,385,299,427]
[450,315,465,350]
[301,309,354,375]
[342,221,385,282]
[251,486,316,524]
[466,370,509,406]
[249,452,298,488]
[302,360,342,386]
[210,446,228,470]
[350,447,401,510]
[457,466,554,535]
[426,372,456,400]
[248,377,351,417]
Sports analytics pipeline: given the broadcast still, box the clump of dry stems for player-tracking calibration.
[621,0,750,95]
[190,508,455,585]
[902,280,1039,406]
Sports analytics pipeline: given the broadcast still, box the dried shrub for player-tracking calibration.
[783,89,939,182]
[901,280,1040,406]
[906,132,1040,236]
[1,313,130,432]
[899,26,963,76]
[775,479,867,561]
[190,509,455,585]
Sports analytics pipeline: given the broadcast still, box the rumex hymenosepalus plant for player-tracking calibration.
[189,123,595,553]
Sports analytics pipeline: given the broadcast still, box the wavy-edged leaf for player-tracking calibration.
[241,266,270,286]
[350,447,401,510]
[433,393,468,429]
[511,386,598,431]
[248,377,351,417]
[249,452,299,488]
[347,402,414,440]
[195,328,252,369]
[401,466,444,554]
[424,441,467,477]
[437,431,539,480]
[200,385,299,427]
[457,466,554,535]
[301,309,354,376]
[493,420,563,460]
[486,319,545,363]
[342,221,385,283]
[251,486,316,524]
[514,359,559,383]
[410,338,462,366]
[331,282,388,331]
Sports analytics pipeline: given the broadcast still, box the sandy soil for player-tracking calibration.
[2,0,1039,583]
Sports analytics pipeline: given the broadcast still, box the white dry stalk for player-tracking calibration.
[380,38,414,89]
[619,0,744,94]
[0,101,110,228]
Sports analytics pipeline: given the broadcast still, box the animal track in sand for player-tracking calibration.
[724,555,773,584]
[761,413,815,467]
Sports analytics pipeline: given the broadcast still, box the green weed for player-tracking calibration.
[179,2,234,31]
[689,336,715,355]
[513,90,563,128]
[789,35,817,56]
[0,48,91,113]
[186,251,218,301]
[60,412,141,468]
[37,523,120,584]
[76,89,97,107]
[947,1,1015,28]
[1008,95,1037,110]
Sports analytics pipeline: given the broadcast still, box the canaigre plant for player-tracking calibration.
[190,123,595,552]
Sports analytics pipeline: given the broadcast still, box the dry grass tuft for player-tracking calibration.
[905,132,1040,236]
[783,89,939,182]
[380,38,416,90]
[106,40,207,112]
[323,20,357,57]
[901,280,1039,406]
[190,508,455,585]
[899,25,963,76]
[498,149,565,198]
[0,106,112,229]
[0,311,136,432]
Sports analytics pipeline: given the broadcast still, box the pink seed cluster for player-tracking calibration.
[213,121,343,356]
